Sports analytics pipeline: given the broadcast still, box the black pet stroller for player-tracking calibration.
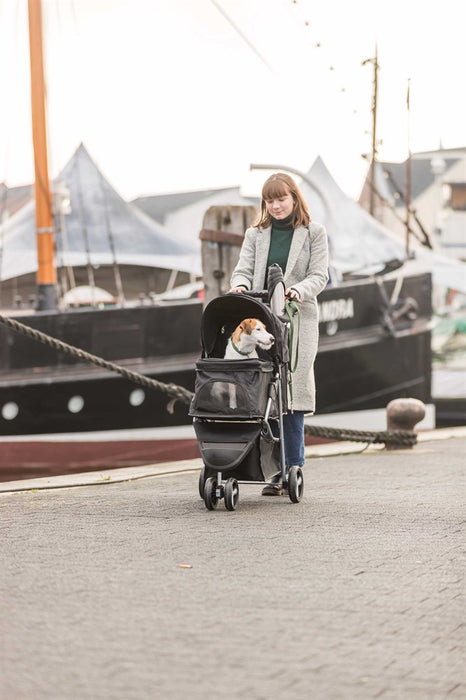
[189,265,304,510]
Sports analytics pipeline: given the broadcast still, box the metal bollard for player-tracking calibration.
[386,398,426,449]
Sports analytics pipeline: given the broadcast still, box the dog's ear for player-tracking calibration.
[241,318,255,334]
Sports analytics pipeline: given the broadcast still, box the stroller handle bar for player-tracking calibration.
[232,289,299,300]
[232,289,268,300]
[228,289,299,321]
[229,264,290,313]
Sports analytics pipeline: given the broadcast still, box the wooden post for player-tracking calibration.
[199,205,257,305]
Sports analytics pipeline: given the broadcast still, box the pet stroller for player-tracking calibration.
[189,266,304,510]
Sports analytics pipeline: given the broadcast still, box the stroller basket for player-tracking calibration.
[193,420,280,481]
[189,357,279,419]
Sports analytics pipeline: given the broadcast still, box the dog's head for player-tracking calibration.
[234,318,274,351]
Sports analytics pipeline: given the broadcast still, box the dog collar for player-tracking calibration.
[230,339,251,356]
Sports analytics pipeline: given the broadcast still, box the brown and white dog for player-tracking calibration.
[224,318,274,359]
[210,319,274,409]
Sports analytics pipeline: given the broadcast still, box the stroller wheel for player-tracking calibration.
[224,478,239,511]
[198,467,206,499]
[203,477,218,510]
[288,466,304,503]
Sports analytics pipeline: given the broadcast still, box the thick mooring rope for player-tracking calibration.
[0,313,193,410]
[0,313,417,446]
[304,423,417,447]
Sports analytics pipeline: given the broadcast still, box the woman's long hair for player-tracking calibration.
[254,173,311,229]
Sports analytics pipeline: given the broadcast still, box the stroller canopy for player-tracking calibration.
[200,293,289,364]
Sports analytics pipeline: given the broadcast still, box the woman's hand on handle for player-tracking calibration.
[286,288,302,303]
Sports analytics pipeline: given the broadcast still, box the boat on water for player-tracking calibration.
[0,153,434,480]
[0,2,435,480]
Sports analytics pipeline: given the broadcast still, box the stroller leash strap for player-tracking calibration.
[285,300,301,409]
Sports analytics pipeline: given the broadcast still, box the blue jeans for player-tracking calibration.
[271,411,305,468]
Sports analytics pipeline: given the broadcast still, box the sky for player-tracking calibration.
[0,0,465,202]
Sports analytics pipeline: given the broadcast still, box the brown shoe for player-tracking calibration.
[261,483,283,496]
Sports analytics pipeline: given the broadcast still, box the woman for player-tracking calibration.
[230,172,329,495]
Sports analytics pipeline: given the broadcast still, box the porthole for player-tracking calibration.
[129,389,145,407]
[68,395,84,413]
[2,402,19,420]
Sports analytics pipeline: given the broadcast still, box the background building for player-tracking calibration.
[359,146,466,262]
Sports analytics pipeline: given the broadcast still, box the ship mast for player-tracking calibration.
[362,46,379,216]
[405,78,412,256]
[28,0,56,310]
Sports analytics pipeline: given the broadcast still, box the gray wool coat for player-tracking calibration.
[230,222,329,413]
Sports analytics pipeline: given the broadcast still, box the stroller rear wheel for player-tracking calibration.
[203,476,218,510]
[288,466,304,503]
[224,478,239,511]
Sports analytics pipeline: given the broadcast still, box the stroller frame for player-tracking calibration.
[190,267,304,511]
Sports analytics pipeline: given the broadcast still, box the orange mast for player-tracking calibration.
[28,0,56,310]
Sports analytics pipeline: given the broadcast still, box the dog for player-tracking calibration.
[211,319,274,410]
[224,318,274,359]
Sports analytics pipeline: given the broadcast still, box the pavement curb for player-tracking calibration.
[1,426,465,494]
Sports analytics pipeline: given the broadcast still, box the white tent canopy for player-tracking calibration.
[299,157,408,274]
[0,143,201,282]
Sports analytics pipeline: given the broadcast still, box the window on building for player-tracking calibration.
[447,183,466,211]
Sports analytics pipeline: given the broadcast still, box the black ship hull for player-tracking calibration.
[1,272,432,438]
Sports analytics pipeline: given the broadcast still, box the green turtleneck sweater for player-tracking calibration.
[266,214,294,276]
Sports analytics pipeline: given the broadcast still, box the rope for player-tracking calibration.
[75,154,96,300]
[99,169,125,305]
[0,313,194,411]
[0,313,418,446]
[305,423,417,448]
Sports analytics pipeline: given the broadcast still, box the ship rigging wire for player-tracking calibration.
[74,151,96,301]
[210,0,377,161]
[98,167,126,306]
[209,0,274,72]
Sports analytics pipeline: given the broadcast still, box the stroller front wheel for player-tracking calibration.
[288,466,304,503]
[224,478,239,511]
[203,477,218,510]
[198,466,206,499]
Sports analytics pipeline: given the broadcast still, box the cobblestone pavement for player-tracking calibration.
[1,436,465,700]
